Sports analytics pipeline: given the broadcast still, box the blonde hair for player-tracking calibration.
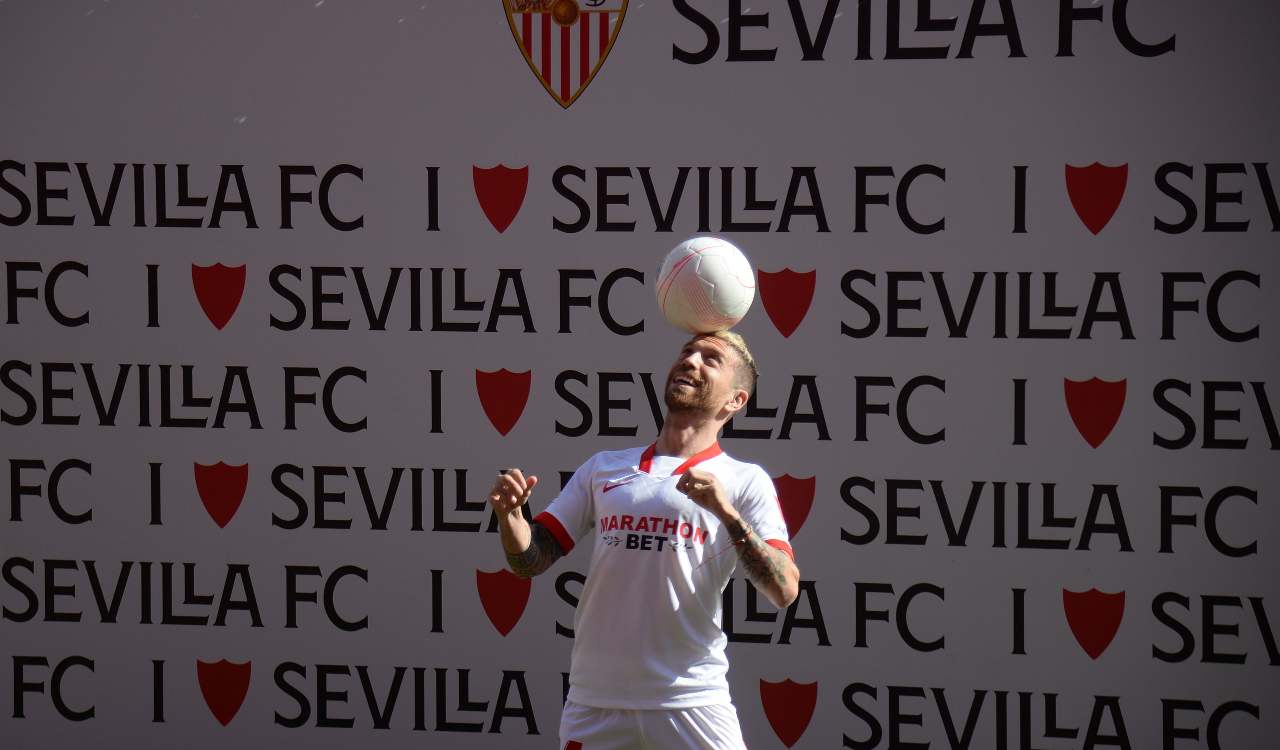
[701,330,757,394]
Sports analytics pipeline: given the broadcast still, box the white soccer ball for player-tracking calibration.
[655,236,756,334]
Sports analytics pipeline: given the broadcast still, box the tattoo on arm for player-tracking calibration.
[507,522,564,578]
[724,518,791,593]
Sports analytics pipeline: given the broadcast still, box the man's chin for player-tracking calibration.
[665,392,712,414]
[664,390,692,411]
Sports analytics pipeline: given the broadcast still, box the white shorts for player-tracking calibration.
[559,700,747,750]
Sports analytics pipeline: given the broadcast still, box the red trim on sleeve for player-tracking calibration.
[766,539,795,562]
[534,512,575,554]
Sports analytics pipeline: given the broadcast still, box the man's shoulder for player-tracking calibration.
[710,448,766,471]
[707,450,770,482]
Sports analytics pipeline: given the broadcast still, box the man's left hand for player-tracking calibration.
[676,467,736,523]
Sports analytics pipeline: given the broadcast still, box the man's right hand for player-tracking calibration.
[490,468,539,519]
[489,468,562,577]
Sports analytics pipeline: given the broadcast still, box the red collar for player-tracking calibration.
[639,442,722,475]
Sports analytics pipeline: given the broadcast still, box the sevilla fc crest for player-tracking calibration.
[473,165,530,233]
[194,462,249,529]
[771,474,815,539]
[1064,377,1127,448]
[476,568,532,636]
[196,659,252,726]
[503,0,627,108]
[759,679,818,748]
[758,269,816,338]
[1063,588,1125,660]
[475,369,533,436]
[1065,163,1128,235]
[191,263,246,330]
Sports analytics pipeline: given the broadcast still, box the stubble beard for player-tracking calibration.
[664,373,716,416]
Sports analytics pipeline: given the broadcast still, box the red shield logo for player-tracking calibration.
[473,165,530,233]
[1065,163,1128,235]
[196,659,251,726]
[1063,378,1127,448]
[503,0,628,109]
[476,369,532,436]
[759,678,818,748]
[758,269,817,338]
[476,568,532,636]
[772,474,816,539]
[191,263,246,330]
[1062,588,1125,660]
[193,462,249,528]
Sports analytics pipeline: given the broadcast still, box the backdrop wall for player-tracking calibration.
[2,1,1277,748]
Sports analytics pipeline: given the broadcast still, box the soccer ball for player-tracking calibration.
[655,236,756,334]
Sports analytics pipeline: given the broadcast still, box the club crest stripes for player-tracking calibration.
[518,10,620,106]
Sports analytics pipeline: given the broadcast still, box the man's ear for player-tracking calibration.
[724,387,750,416]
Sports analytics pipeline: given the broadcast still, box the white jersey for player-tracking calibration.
[535,442,794,710]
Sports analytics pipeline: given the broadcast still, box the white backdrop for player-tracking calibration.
[2,1,1278,748]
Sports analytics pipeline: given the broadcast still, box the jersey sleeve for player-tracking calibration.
[533,454,597,555]
[735,465,795,561]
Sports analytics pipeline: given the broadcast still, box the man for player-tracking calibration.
[488,331,800,750]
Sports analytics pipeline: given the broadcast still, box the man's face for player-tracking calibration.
[664,336,744,415]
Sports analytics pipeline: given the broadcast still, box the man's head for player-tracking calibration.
[664,331,757,419]
[705,330,757,395]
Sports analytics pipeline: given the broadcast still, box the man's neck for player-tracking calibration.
[654,410,722,458]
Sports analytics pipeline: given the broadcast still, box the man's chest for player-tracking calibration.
[590,472,722,550]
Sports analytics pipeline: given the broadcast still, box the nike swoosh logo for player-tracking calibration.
[602,479,635,493]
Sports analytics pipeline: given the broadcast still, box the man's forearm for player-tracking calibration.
[489,469,560,577]
[499,512,562,578]
[722,517,799,608]
[498,509,532,555]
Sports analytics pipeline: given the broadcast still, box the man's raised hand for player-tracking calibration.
[676,467,735,523]
[490,468,539,517]
[491,468,561,578]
